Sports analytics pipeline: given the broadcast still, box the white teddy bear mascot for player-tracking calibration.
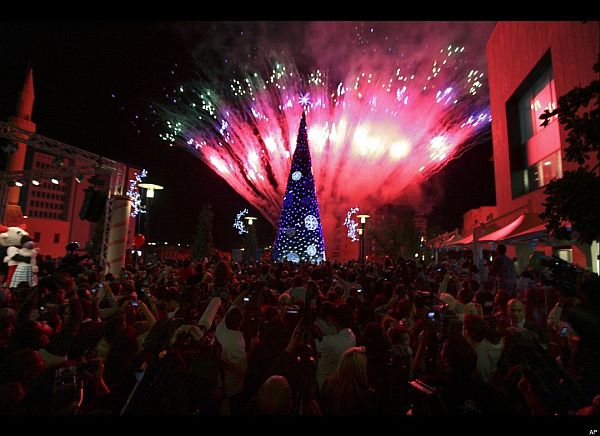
[9,235,39,288]
[0,224,30,286]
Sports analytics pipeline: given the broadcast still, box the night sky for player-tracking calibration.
[0,21,496,249]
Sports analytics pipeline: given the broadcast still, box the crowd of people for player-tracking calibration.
[0,243,598,416]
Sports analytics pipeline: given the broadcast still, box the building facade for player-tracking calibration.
[486,21,599,271]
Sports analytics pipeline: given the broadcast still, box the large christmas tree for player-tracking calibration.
[272,111,326,263]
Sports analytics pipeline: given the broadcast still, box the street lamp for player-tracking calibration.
[138,182,164,259]
[356,214,370,263]
[139,183,164,199]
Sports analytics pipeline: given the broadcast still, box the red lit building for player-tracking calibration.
[482,22,598,272]
[20,151,99,257]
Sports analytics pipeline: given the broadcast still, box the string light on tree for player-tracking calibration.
[272,112,326,263]
[233,208,249,234]
[126,169,148,217]
[343,207,360,241]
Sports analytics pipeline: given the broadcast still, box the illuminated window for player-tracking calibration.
[525,150,563,191]
[555,248,573,263]
[508,52,562,198]
[530,79,558,134]
[518,66,557,142]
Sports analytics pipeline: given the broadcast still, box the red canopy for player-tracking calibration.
[479,213,546,243]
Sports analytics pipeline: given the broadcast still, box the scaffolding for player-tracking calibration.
[0,121,129,271]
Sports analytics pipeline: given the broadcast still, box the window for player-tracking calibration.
[518,66,558,142]
[530,79,558,134]
[524,150,563,192]
[555,248,573,263]
[507,51,562,198]
[53,233,60,243]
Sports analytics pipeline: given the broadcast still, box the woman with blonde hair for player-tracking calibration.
[320,346,376,415]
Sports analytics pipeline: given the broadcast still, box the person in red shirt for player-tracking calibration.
[178,260,195,285]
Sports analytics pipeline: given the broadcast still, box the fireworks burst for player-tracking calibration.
[159,42,491,251]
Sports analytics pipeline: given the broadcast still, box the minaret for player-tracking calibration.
[5,66,36,225]
[13,66,36,125]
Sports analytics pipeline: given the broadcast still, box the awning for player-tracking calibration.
[428,231,462,249]
[443,213,548,248]
[479,213,547,244]
[440,232,461,248]
[503,223,548,243]
[447,223,500,247]
[450,233,474,246]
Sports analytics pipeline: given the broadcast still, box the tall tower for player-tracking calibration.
[5,66,36,225]
[272,112,326,263]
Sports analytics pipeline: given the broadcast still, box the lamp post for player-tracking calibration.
[243,216,258,263]
[138,182,164,260]
[356,214,370,263]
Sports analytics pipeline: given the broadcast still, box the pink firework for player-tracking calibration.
[160,45,491,250]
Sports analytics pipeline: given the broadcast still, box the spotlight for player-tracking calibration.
[32,179,40,186]
[65,241,80,253]
[2,141,19,153]
[15,181,24,187]
[75,175,84,183]
[51,178,59,185]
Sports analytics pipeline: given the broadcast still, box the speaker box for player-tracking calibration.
[79,188,107,222]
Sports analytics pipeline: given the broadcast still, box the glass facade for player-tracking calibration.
[511,63,562,197]
[524,149,563,193]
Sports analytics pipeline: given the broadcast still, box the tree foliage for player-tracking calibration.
[369,209,420,261]
[192,204,214,260]
[539,55,599,244]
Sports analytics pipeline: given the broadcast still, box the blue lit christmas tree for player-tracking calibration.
[272,111,326,263]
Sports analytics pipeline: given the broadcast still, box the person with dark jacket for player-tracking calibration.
[418,337,513,415]
[507,298,548,350]
[490,244,517,295]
